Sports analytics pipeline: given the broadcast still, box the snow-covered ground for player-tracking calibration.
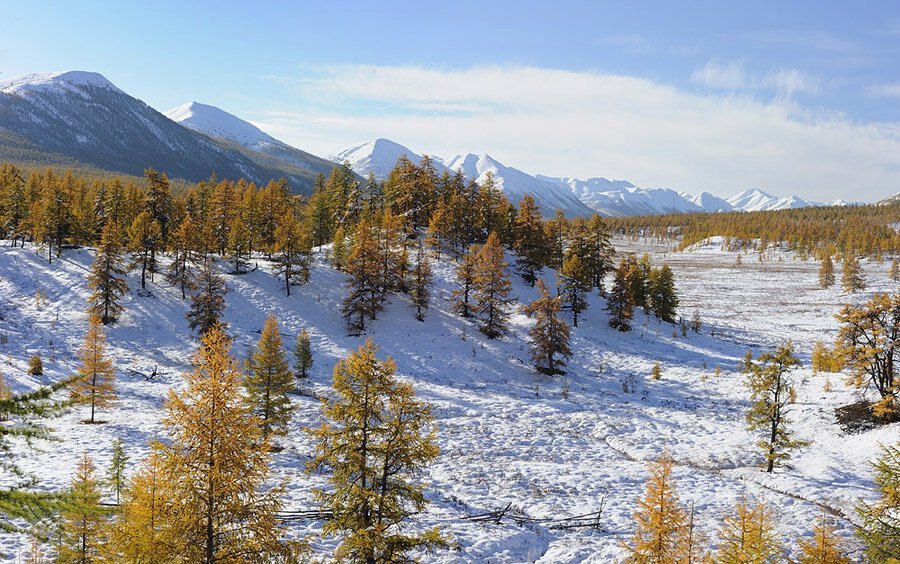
[0,237,896,562]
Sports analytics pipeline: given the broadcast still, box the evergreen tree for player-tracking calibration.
[331,226,348,271]
[143,168,174,247]
[58,452,106,563]
[86,223,128,324]
[559,253,590,327]
[294,328,313,380]
[71,316,116,424]
[106,446,171,563]
[743,343,807,473]
[856,442,900,562]
[841,254,866,293]
[890,257,899,282]
[411,242,432,321]
[166,214,200,300]
[342,220,382,334]
[836,293,899,417]
[608,258,635,331]
[818,254,835,289]
[797,511,851,564]
[585,215,615,294]
[714,498,782,563]
[376,211,408,296]
[106,438,128,506]
[623,454,688,563]
[648,264,679,323]
[186,261,228,336]
[273,213,312,297]
[126,211,160,291]
[452,246,479,318]
[226,215,252,274]
[513,194,547,286]
[155,327,295,562]
[631,254,652,311]
[522,280,572,375]
[473,232,513,339]
[308,340,445,563]
[245,314,294,439]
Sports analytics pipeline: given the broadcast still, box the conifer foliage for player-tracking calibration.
[522,280,572,375]
[308,340,444,563]
[245,314,294,439]
[608,258,635,331]
[714,498,782,563]
[796,511,851,564]
[742,343,807,472]
[273,213,312,297]
[86,223,128,324]
[186,261,228,336]
[818,254,835,289]
[559,253,590,327]
[343,220,383,334]
[71,316,116,424]
[855,442,900,562]
[841,254,866,293]
[294,328,313,380]
[411,242,432,321]
[473,232,513,339]
[59,452,106,563]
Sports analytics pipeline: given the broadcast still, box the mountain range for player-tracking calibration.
[0,70,868,216]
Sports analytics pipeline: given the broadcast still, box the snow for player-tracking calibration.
[727,188,812,212]
[0,238,894,561]
[688,192,734,213]
[331,138,450,180]
[165,101,277,149]
[0,71,123,97]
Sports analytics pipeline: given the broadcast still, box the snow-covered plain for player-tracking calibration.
[0,238,896,562]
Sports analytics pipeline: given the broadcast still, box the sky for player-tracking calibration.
[1,1,900,201]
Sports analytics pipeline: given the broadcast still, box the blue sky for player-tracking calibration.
[2,1,899,200]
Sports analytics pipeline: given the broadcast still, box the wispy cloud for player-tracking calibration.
[255,65,900,202]
[869,82,900,98]
[690,60,819,98]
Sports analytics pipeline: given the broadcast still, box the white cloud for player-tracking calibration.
[254,65,900,202]
[690,60,819,97]
[870,82,900,98]
[690,60,750,90]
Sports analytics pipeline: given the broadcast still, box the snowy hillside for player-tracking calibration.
[165,102,337,178]
[0,71,123,96]
[727,189,812,212]
[539,175,705,217]
[688,191,734,212]
[444,154,595,218]
[0,240,894,561]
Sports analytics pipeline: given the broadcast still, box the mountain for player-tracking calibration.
[0,71,329,192]
[538,176,703,217]
[164,101,336,178]
[726,188,811,212]
[444,154,594,218]
[688,192,734,212]
[331,138,450,180]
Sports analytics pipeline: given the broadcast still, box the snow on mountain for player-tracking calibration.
[538,175,702,217]
[165,101,337,177]
[0,71,123,97]
[331,138,449,180]
[726,189,812,212]
[689,192,734,212]
[444,153,594,217]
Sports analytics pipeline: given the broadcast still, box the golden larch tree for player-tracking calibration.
[714,498,782,563]
[623,453,688,562]
[58,452,106,563]
[245,314,294,439]
[71,316,116,424]
[796,510,851,564]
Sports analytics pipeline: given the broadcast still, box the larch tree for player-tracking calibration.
[273,213,312,297]
[307,340,445,563]
[452,245,479,318]
[841,254,866,293]
[797,510,851,564]
[522,280,572,375]
[856,442,900,561]
[714,498,783,564]
[185,260,228,336]
[342,220,383,334]
[623,454,688,563]
[648,264,678,323]
[513,194,547,286]
[86,222,128,325]
[890,257,899,282]
[106,438,127,506]
[165,214,201,300]
[226,214,252,274]
[155,327,296,562]
[331,226,348,271]
[559,253,590,327]
[106,445,172,563]
[58,452,106,563]
[294,328,313,381]
[473,232,513,339]
[71,316,116,424]
[743,343,807,473]
[245,314,294,439]
[835,292,899,418]
[126,210,160,291]
[608,258,635,332]
[818,254,835,289]
[411,242,432,321]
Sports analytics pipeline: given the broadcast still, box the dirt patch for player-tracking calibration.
[835,400,898,433]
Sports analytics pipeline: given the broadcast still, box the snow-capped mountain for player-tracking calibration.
[0,71,328,192]
[331,138,450,180]
[165,102,336,178]
[689,192,734,212]
[539,176,704,217]
[726,189,811,212]
[444,154,594,217]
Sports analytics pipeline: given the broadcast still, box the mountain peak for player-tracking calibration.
[1,70,122,95]
[165,101,277,148]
